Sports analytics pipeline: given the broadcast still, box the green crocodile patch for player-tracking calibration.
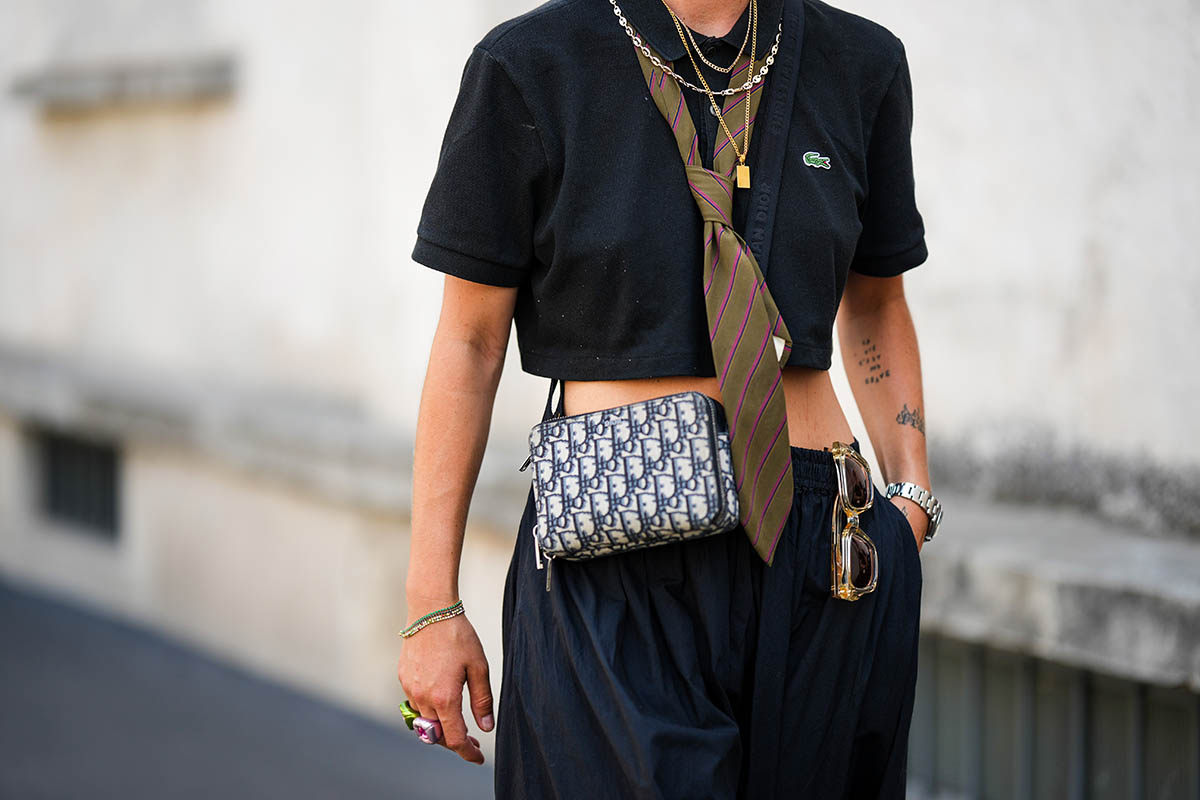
[803,151,832,169]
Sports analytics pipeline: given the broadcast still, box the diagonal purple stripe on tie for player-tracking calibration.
[753,457,792,546]
[763,515,789,563]
[671,93,685,131]
[720,276,762,384]
[688,180,732,225]
[710,250,741,338]
[704,228,725,295]
[749,412,788,520]
[732,323,776,435]
[715,113,760,160]
[745,370,783,465]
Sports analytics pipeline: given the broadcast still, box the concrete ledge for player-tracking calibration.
[930,423,1200,544]
[919,491,1200,691]
[11,52,237,110]
[0,341,415,516]
[0,341,531,534]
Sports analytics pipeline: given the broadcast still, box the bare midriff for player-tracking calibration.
[562,366,857,452]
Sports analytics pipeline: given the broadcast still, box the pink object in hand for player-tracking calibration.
[414,717,442,745]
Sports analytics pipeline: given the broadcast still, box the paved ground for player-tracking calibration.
[0,580,495,799]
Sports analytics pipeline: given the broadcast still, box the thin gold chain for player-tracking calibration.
[680,1,751,73]
[661,0,757,167]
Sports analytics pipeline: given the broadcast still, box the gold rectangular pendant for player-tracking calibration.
[736,164,751,189]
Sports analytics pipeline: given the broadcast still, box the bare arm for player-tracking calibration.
[408,274,516,602]
[398,274,518,764]
[836,271,931,549]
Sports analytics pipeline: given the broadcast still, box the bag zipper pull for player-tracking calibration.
[544,554,554,592]
[519,453,532,472]
[532,520,545,570]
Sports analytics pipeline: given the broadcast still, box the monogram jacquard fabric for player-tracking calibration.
[528,392,740,559]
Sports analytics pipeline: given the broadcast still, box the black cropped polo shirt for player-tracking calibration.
[411,0,928,378]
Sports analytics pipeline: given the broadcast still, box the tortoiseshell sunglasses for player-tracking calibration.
[829,441,879,601]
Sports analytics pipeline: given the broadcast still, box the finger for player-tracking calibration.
[406,694,431,721]
[465,658,495,732]
[434,696,483,764]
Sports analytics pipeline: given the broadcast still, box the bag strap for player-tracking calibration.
[542,378,565,422]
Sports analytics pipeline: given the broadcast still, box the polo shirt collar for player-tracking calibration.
[616,0,785,63]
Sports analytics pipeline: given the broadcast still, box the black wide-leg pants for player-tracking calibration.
[494,438,923,800]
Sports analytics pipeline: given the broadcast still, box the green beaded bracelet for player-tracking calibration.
[399,599,465,638]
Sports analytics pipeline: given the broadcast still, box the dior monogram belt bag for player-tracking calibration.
[518,378,741,590]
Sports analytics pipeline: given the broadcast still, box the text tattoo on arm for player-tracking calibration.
[858,338,891,385]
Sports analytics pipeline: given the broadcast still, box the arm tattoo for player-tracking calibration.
[858,338,891,385]
[896,403,925,435]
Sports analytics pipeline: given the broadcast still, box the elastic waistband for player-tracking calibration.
[789,438,860,494]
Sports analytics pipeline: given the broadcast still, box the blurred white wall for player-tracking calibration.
[850,0,1200,468]
[0,0,549,435]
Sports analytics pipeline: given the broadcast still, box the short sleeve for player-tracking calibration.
[849,44,928,278]
[411,46,549,287]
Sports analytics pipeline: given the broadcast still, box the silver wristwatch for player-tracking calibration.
[884,481,943,542]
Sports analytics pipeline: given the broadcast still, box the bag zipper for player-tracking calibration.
[700,392,729,524]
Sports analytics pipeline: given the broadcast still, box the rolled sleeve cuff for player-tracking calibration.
[411,235,527,288]
[849,238,929,278]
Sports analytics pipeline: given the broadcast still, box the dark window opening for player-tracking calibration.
[35,426,121,539]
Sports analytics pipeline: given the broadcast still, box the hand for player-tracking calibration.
[889,495,928,554]
[396,603,494,765]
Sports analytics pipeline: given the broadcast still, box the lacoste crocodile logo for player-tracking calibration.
[803,151,832,169]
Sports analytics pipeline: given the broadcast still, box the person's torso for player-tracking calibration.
[477,0,904,380]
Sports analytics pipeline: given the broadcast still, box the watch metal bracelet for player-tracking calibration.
[884,481,943,542]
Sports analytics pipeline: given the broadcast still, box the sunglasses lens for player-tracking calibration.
[849,532,874,589]
[843,457,871,509]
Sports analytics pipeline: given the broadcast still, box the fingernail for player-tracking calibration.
[481,714,494,732]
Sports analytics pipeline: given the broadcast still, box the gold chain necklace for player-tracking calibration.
[680,1,751,74]
[661,0,758,188]
[611,0,782,97]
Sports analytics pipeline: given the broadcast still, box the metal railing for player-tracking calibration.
[908,634,1200,800]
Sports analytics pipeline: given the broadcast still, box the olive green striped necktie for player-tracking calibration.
[632,39,795,566]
